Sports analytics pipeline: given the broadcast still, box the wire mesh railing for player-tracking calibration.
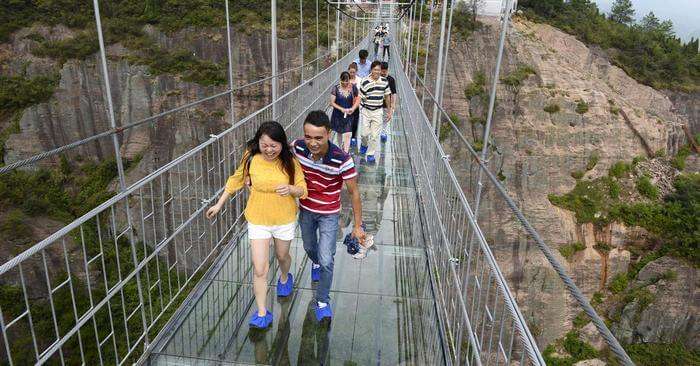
[0,29,367,364]
[390,50,544,365]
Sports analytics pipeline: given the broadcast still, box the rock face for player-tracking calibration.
[612,256,699,348]
[1,24,311,175]
[436,17,693,345]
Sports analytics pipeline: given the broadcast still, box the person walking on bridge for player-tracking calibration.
[294,111,366,322]
[330,71,360,152]
[206,121,307,329]
[347,63,362,149]
[380,62,397,143]
[354,49,371,78]
[358,61,392,163]
[381,29,392,61]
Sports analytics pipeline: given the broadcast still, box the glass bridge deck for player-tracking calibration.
[147,117,445,365]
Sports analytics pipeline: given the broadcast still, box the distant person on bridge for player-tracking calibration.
[381,29,392,61]
[347,62,361,150]
[354,49,371,78]
[380,62,397,143]
[358,61,392,163]
[206,121,307,329]
[293,111,366,322]
[372,31,382,60]
[330,71,360,152]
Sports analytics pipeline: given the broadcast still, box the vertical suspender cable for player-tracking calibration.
[224,0,236,125]
[271,0,279,119]
[335,3,341,60]
[421,0,434,106]
[316,0,320,73]
[300,0,304,82]
[92,0,149,347]
[413,0,424,85]
[353,7,357,48]
[435,0,456,138]
[430,0,449,130]
[472,0,511,215]
[92,0,127,191]
[405,1,415,70]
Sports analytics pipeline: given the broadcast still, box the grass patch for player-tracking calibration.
[572,312,589,329]
[559,242,586,261]
[586,153,599,171]
[126,46,227,86]
[548,177,615,226]
[544,103,561,114]
[0,74,59,112]
[609,180,621,199]
[594,241,612,254]
[575,100,589,114]
[611,175,699,265]
[609,161,631,178]
[543,330,599,366]
[671,145,691,171]
[636,175,659,200]
[464,72,486,99]
[626,342,700,366]
[500,64,536,89]
[609,273,629,294]
[571,170,584,180]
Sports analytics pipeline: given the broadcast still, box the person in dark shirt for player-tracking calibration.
[380,62,397,143]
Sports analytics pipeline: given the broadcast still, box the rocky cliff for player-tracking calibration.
[437,16,698,352]
[1,24,311,177]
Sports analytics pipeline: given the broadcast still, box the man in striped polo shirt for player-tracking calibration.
[358,60,392,163]
[293,110,366,322]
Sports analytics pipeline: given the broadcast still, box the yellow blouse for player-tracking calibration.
[225,153,307,226]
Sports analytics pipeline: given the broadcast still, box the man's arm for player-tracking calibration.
[344,177,366,242]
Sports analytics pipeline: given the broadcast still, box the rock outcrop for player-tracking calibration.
[611,256,699,348]
[436,17,695,346]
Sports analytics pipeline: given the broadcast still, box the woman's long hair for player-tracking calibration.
[244,121,295,184]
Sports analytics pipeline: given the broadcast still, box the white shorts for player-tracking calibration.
[247,222,296,241]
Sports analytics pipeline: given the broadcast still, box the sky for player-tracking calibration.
[593,0,700,42]
[473,0,698,42]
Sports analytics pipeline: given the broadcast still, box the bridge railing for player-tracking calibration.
[391,53,545,364]
[0,33,366,365]
[394,22,634,363]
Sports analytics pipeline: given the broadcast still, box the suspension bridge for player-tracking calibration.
[0,1,636,365]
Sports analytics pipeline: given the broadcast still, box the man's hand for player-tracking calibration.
[352,224,366,244]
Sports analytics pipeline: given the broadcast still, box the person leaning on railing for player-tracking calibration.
[206,121,307,330]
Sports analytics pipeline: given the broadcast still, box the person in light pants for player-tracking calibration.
[358,61,392,163]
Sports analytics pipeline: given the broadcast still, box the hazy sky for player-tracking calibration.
[594,0,700,42]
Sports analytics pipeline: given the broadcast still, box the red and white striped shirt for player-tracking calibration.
[292,139,357,214]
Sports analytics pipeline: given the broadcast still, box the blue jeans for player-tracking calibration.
[299,208,340,304]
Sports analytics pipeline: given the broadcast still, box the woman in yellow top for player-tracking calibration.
[206,121,307,329]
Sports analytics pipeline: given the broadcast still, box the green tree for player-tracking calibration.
[641,11,660,31]
[610,0,635,24]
